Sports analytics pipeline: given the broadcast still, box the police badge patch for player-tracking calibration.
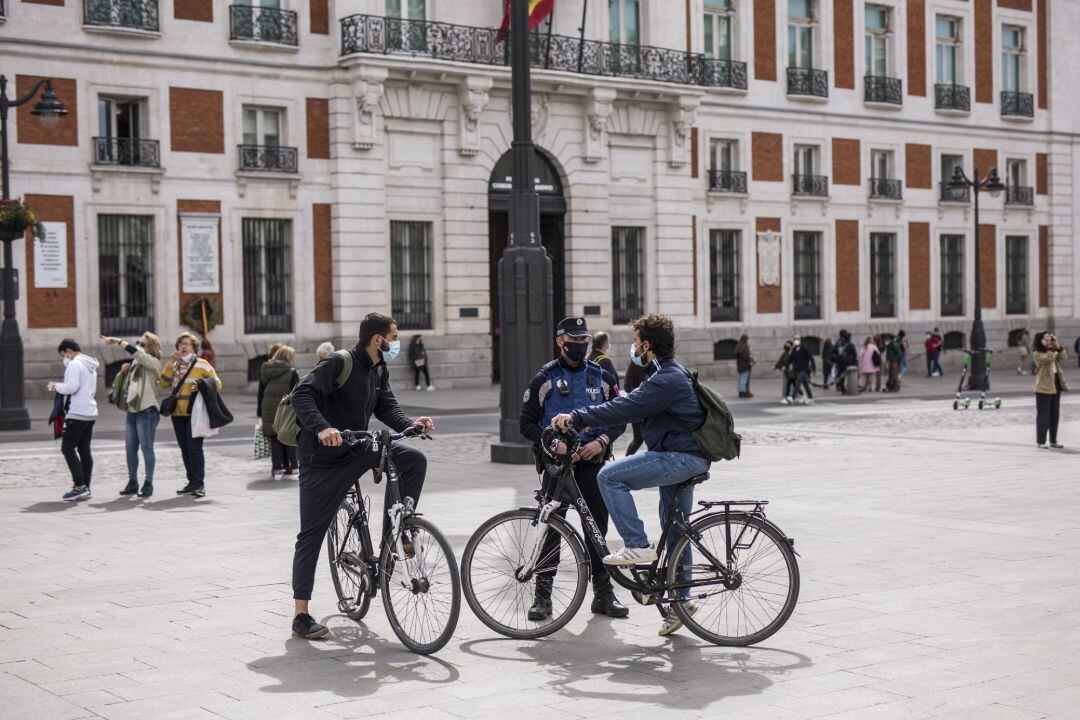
[523,388,531,403]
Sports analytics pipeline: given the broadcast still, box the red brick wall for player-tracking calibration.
[16,76,77,147]
[174,0,213,21]
[690,127,699,179]
[835,220,860,312]
[169,88,224,154]
[756,217,782,314]
[905,144,932,189]
[979,223,997,309]
[176,200,223,328]
[832,138,861,185]
[974,0,994,104]
[974,148,998,175]
[22,0,64,5]
[907,0,926,97]
[754,0,777,82]
[313,204,333,324]
[909,222,931,310]
[752,132,783,182]
[306,98,330,160]
[310,0,329,34]
[1038,225,1048,308]
[1035,153,1048,195]
[833,0,855,89]
[997,0,1032,10]
[23,195,77,328]
[1037,0,1048,109]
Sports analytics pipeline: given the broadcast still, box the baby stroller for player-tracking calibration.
[953,349,1002,410]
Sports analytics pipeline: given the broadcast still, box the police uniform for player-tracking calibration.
[518,317,627,618]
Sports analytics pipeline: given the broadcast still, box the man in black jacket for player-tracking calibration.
[784,336,816,404]
[288,312,435,640]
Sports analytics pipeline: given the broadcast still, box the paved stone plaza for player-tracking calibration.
[1,386,1078,720]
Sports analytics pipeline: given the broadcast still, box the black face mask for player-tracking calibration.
[563,342,588,363]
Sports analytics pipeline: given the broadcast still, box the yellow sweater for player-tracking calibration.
[159,357,222,417]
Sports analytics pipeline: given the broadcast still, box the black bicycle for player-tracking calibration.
[325,425,461,655]
[461,427,800,646]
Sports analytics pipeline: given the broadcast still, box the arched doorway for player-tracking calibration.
[488,149,567,382]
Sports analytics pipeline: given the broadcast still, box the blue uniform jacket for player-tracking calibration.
[519,357,624,448]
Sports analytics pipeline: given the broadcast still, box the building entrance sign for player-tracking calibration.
[33,222,67,289]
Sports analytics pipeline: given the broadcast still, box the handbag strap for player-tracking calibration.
[168,359,198,398]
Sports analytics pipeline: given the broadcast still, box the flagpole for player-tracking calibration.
[544,3,555,68]
[577,0,588,73]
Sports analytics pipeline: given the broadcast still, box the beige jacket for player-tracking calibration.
[1033,349,1068,395]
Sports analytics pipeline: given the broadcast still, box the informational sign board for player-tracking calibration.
[34,222,68,288]
[181,216,219,294]
[757,230,782,286]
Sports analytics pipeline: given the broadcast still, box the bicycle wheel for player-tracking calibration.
[461,508,589,640]
[326,495,371,621]
[666,513,799,646]
[378,515,460,655]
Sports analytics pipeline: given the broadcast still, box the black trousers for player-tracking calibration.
[625,423,644,456]
[413,364,431,387]
[1036,392,1061,445]
[61,419,95,487]
[171,416,205,487]
[270,436,297,470]
[794,371,813,399]
[537,460,610,587]
[292,443,426,601]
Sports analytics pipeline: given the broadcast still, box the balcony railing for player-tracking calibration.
[786,67,829,98]
[941,301,964,317]
[871,301,895,319]
[1005,185,1034,206]
[238,144,298,173]
[935,83,970,111]
[711,305,740,322]
[230,5,298,46]
[1001,91,1034,118]
[869,177,902,200]
[793,301,821,321]
[1006,296,1027,315]
[339,14,747,89]
[84,0,159,32]
[939,182,971,203]
[793,174,829,197]
[864,75,902,105]
[92,137,160,167]
[613,306,644,324]
[708,169,748,193]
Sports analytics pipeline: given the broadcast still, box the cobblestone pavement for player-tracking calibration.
[1,393,1078,720]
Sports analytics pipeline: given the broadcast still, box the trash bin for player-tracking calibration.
[843,367,860,396]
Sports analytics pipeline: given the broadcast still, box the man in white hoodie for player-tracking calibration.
[48,339,100,502]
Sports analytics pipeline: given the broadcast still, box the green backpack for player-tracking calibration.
[273,349,355,447]
[684,369,741,462]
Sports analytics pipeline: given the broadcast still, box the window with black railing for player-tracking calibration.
[92,137,160,167]
[84,0,159,32]
[708,169,747,193]
[864,75,902,105]
[390,221,432,329]
[787,67,829,98]
[99,215,154,336]
[238,144,298,173]
[793,174,828,197]
[242,218,292,334]
[940,234,964,317]
[939,181,970,203]
[1005,184,1034,206]
[870,233,896,318]
[793,231,821,320]
[612,226,645,324]
[935,83,970,111]
[1005,235,1027,315]
[230,4,298,45]
[709,229,740,322]
[1000,91,1034,118]
[869,177,902,200]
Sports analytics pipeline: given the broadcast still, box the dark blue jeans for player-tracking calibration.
[126,407,159,486]
[171,415,205,488]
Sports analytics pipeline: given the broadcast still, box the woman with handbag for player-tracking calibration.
[257,345,300,481]
[102,332,163,497]
[159,332,221,498]
[408,334,434,391]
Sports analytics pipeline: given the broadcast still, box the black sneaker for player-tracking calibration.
[137,484,153,498]
[176,483,197,495]
[119,481,139,496]
[191,486,206,498]
[292,613,329,639]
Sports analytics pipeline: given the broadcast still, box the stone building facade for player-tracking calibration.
[1,0,1078,393]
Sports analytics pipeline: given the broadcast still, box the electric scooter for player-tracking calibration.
[952,349,1003,410]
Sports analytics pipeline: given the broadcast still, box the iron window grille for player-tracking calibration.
[939,181,971,203]
[230,4,298,46]
[786,67,829,98]
[793,174,829,197]
[1005,236,1028,315]
[935,83,970,111]
[0,0,5,18]
[870,233,896,318]
[709,229,740,322]
[864,75,902,105]
[713,339,737,361]
[1005,185,1034,206]
[869,178,902,200]
[84,0,159,32]
[242,218,293,334]
[390,221,433,329]
[98,215,154,336]
[940,234,964,317]
[612,227,645,324]
[793,231,821,320]
[708,169,747,193]
[238,144,298,173]
[1000,91,1034,118]
[92,137,160,167]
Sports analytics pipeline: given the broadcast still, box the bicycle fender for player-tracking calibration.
[517,507,589,559]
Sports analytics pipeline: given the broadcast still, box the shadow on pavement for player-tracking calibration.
[246,478,296,491]
[20,495,217,513]
[19,500,80,513]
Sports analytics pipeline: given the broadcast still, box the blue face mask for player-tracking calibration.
[562,341,589,363]
[630,343,646,367]
[382,339,401,362]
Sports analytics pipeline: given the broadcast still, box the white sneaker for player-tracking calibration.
[426,385,435,392]
[415,385,422,391]
[283,470,299,481]
[805,398,814,405]
[1037,444,1049,449]
[780,397,790,405]
[659,602,698,637]
[272,470,284,481]
[797,397,807,405]
[602,545,657,567]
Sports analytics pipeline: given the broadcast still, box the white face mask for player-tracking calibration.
[182,353,196,363]
[62,357,72,367]
[382,339,401,362]
[630,342,647,367]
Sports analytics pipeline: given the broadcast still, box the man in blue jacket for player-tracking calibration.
[552,313,709,637]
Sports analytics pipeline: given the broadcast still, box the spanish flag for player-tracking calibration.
[496,0,555,43]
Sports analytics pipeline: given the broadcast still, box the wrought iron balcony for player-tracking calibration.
[92,137,160,167]
[793,174,829,197]
[613,307,644,324]
[1005,185,1034,206]
[230,5,297,46]
[871,301,895,318]
[864,75,902,105]
[941,301,964,317]
[711,305,740,323]
[793,301,821,320]
[786,67,829,98]
[238,144,298,173]
[1001,91,1034,118]
[939,181,971,203]
[1006,296,1027,315]
[935,83,970,111]
[708,169,748,193]
[394,310,433,330]
[869,177,903,200]
[84,0,159,32]
[339,14,746,89]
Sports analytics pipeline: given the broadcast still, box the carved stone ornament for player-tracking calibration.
[668,94,700,168]
[458,76,492,157]
[353,67,388,150]
[757,230,782,286]
[584,88,616,163]
[531,93,550,140]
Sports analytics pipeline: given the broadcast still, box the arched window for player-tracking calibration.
[801,335,821,355]
[714,339,738,361]
[943,331,965,351]
[248,355,269,383]
[1007,328,1028,347]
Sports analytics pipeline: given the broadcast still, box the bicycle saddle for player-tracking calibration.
[679,473,710,488]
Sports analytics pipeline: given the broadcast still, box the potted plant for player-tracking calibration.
[0,198,46,241]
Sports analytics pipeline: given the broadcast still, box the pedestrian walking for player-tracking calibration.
[102,333,163,497]
[1032,331,1068,449]
[786,335,816,404]
[257,345,300,481]
[159,332,221,498]
[1016,330,1030,375]
[898,330,910,377]
[775,341,794,404]
[408,334,434,391]
[735,334,754,398]
[588,331,620,388]
[50,339,100,501]
[1075,336,1080,369]
[858,337,880,392]
[871,335,885,391]
[833,330,858,393]
[885,334,903,392]
[924,331,943,377]
[316,341,335,360]
[821,337,835,387]
[623,360,646,456]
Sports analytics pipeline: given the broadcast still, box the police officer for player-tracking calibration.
[519,317,628,620]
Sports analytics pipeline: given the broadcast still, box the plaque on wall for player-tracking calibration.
[34,222,68,288]
[182,216,220,294]
[757,230,782,287]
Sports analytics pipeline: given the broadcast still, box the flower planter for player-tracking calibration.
[0,220,29,242]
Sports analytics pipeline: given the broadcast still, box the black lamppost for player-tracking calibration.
[490,0,553,464]
[948,164,1004,394]
[0,75,69,431]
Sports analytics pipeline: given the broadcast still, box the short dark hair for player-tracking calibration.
[359,312,396,348]
[629,313,675,358]
[57,338,80,354]
[593,331,609,351]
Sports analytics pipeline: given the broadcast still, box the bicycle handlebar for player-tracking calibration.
[340,424,429,446]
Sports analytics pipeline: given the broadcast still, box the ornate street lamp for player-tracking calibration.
[948,164,1004,394]
[0,75,69,431]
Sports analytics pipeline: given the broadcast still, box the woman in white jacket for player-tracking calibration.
[48,338,100,502]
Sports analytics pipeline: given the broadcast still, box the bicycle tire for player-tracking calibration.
[461,508,589,640]
[326,496,371,621]
[667,513,799,647]
[379,515,461,655]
